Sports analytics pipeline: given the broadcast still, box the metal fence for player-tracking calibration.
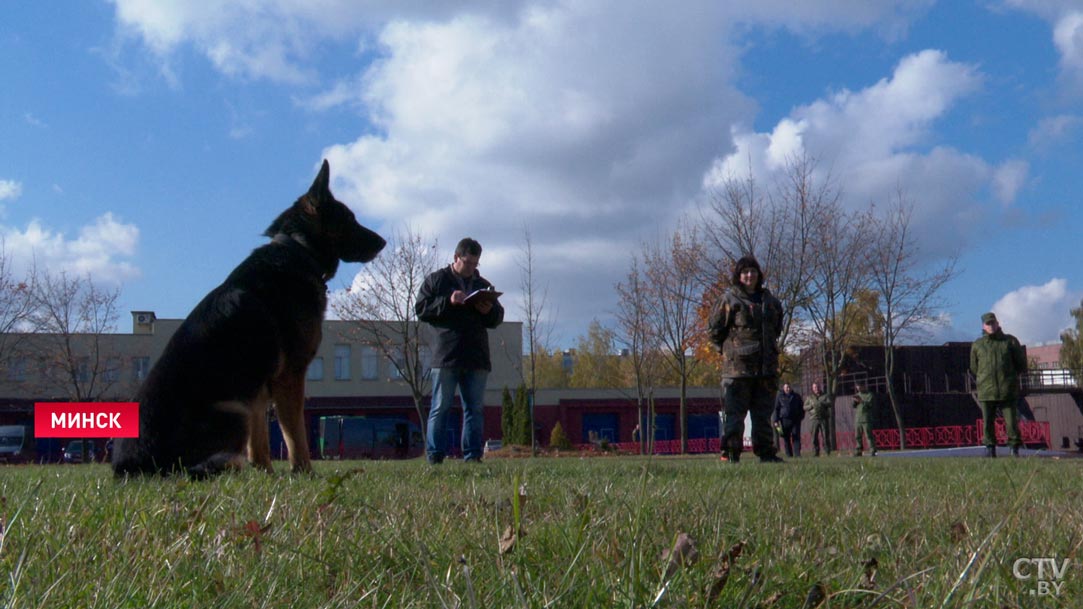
[576,419,1051,454]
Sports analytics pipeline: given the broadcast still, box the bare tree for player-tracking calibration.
[615,256,664,453]
[333,226,440,436]
[868,193,958,448]
[1061,300,1083,381]
[802,201,875,398]
[0,248,35,371]
[516,228,554,453]
[701,154,824,376]
[27,269,122,401]
[641,224,707,453]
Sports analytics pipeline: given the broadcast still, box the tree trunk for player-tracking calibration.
[413,392,428,439]
[884,345,906,449]
[679,366,688,454]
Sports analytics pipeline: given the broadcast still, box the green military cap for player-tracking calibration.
[981,312,998,324]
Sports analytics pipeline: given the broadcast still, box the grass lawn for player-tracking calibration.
[1,455,1080,608]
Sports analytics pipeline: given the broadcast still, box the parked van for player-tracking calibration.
[319,416,423,460]
[0,425,34,464]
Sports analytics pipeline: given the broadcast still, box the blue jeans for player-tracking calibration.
[427,367,488,462]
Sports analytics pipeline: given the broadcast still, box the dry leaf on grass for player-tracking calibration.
[662,532,699,578]
[706,540,745,603]
[499,525,517,555]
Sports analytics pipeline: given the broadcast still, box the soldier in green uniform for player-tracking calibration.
[708,256,785,464]
[805,382,832,456]
[851,383,877,456]
[969,312,1026,458]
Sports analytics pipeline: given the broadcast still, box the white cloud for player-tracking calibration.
[107,0,940,343]
[318,4,760,341]
[1053,12,1083,70]
[706,50,988,258]
[0,180,22,201]
[1003,2,1083,86]
[991,278,1079,344]
[1,213,141,285]
[109,0,532,85]
[992,159,1029,204]
[1028,113,1083,148]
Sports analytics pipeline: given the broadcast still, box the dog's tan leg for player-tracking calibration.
[272,372,312,473]
[247,396,274,473]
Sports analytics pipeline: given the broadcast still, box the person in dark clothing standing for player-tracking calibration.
[772,383,805,457]
[969,312,1026,458]
[415,238,504,464]
[708,255,785,464]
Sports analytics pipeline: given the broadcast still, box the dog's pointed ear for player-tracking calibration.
[300,159,332,216]
[308,160,332,200]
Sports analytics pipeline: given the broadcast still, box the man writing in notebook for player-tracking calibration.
[415,237,505,464]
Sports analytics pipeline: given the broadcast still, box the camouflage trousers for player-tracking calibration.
[720,377,778,458]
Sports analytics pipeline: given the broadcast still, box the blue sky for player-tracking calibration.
[2,1,1081,350]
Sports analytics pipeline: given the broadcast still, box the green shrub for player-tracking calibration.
[549,421,572,450]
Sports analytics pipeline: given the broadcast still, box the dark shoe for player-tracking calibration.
[759,455,785,463]
[427,456,445,465]
[871,450,878,457]
[1011,446,1021,458]
[984,446,996,459]
[464,457,483,464]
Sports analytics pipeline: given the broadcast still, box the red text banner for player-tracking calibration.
[34,402,139,438]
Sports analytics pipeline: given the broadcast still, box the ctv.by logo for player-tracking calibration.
[1012,557,1071,597]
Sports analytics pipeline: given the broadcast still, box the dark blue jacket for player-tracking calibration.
[772,390,805,425]
[415,266,504,371]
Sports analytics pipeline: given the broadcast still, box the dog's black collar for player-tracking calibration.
[271,233,339,284]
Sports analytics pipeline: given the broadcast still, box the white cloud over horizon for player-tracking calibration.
[1,213,141,285]
[705,49,1000,260]
[991,278,1079,345]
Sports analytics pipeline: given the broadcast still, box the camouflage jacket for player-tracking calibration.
[969,330,1026,402]
[708,285,784,379]
[805,392,833,420]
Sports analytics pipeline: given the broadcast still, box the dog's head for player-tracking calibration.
[266,160,386,264]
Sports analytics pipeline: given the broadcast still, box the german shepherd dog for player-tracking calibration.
[113,160,385,477]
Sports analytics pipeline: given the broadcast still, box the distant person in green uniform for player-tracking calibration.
[805,382,832,456]
[852,383,877,456]
[969,312,1026,458]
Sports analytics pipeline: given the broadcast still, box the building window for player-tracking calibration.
[389,353,404,379]
[103,358,122,383]
[307,356,324,381]
[419,346,432,377]
[334,345,351,380]
[361,346,379,380]
[6,358,27,382]
[76,357,91,383]
[131,357,150,382]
